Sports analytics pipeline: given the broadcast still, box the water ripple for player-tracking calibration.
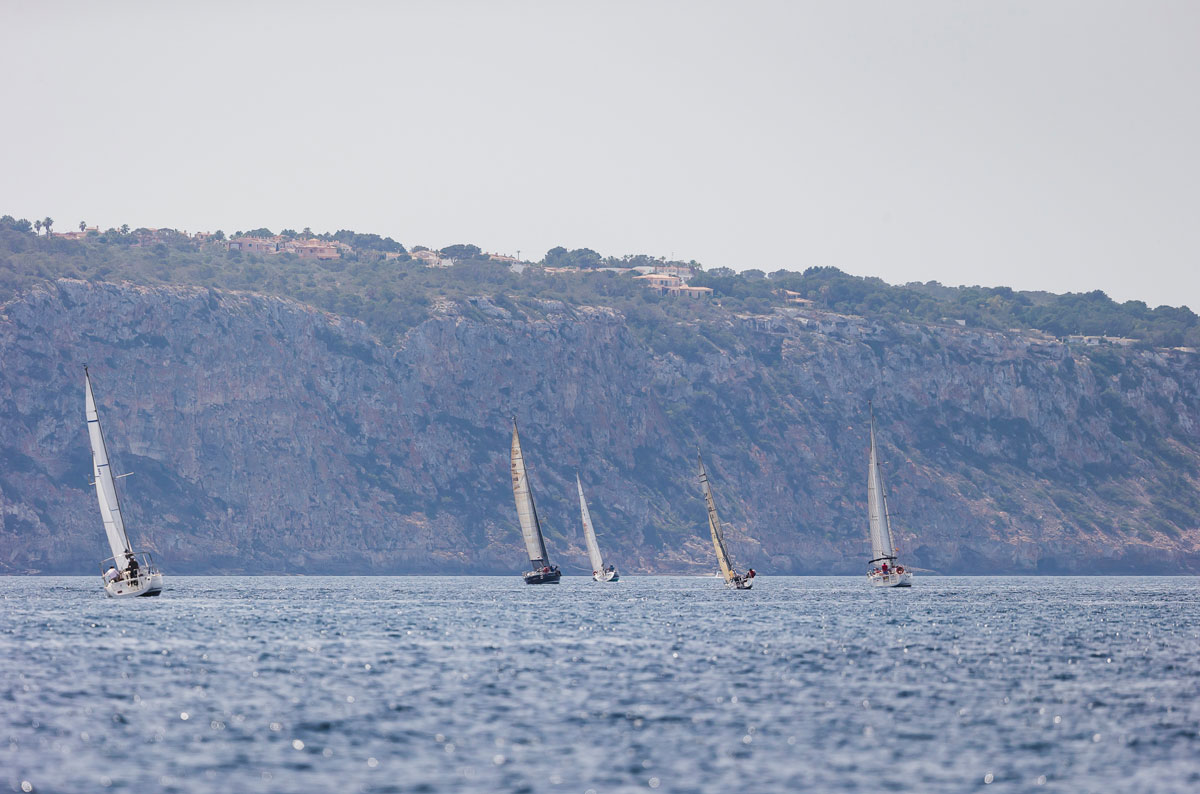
[2,576,1199,792]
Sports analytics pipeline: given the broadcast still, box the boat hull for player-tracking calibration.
[104,571,164,598]
[868,571,913,588]
[523,569,562,585]
[593,570,619,582]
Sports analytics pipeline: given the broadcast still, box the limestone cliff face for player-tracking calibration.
[2,279,1199,575]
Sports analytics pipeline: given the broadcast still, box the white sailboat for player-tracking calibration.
[577,474,618,582]
[866,402,913,588]
[697,451,755,589]
[86,367,163,598]
[511,419,561,584]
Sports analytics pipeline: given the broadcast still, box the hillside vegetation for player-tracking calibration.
[2,214,1198,348]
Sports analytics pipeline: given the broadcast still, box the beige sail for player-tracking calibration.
[698,451,736,583]
[511,419,549,567]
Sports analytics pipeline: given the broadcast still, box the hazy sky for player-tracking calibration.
[3,1,1198,308]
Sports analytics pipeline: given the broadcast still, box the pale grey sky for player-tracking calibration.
[3,1,1198,308]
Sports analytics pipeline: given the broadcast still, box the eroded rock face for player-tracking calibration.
[2,279,1199,575]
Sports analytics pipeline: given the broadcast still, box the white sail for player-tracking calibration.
[85,369,133,569]
[698,452,736,584]
[867,404,896,563]
[577,474,605,574]
[511,420,549,567]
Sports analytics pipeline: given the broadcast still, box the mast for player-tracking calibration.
[510,419,550,568]
[698,451,736,583]
[577,474,605,574]
[85,367,134,568]
[866,402,897,564]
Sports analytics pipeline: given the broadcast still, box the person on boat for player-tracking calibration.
[103,566,118,584]
[747,568,756,580]
[608,564,615,573]
[126,556,140,580]
[881,561,889,574]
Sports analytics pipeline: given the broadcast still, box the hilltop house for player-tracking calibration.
[774,289,814,306]
[227,236,349,259]
[633,273,712,299]
[652,264,695,281]
[54,226,99,240]
[282,239,341,260]
[228,237,280,255]
[411,249,454,267]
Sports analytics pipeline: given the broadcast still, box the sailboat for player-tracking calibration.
[697,451,755,589]
[86,367,163,598]
[866,402,913,588]
[510,419,561,584]
[577,474,618,582]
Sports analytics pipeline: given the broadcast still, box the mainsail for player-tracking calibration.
[85,368,133,569]
[577,474,604,574]
[698,451,736,584]
[511,420,550,568]
[866,403,896,564]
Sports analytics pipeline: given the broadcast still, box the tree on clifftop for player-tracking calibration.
[544,246,603,268]
[440,243,483,260]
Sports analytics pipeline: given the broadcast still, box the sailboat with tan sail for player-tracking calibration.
[510,418,561,584]
[697,450,755,589]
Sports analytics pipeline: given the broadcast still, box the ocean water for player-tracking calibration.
[3,576,1199,793]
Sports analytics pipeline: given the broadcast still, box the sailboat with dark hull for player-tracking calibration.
[86,367,163,598]
[510,419,561,584]
[697,451,755,589]
[866,403,913,588]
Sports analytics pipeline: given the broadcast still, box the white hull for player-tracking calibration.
[868,571,913,588]
[104,571,164,598]
[593,570,619,582]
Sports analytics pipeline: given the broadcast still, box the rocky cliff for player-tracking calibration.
[3,279,1199,575]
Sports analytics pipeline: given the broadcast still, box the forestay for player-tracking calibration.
[510,421,549,567]
[577,474,604,574]
[866,404,896,564]
[85,369,133,569]
[698,452,736,584]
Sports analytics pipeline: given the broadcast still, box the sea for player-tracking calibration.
[3,575,1199,793]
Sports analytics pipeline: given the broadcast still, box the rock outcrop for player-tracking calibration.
[2,279,1199,575]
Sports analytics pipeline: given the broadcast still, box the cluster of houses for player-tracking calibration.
[52,226,353,260]
[536,261,715,299]
[226,236,349,260]
[56,226,219,246]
